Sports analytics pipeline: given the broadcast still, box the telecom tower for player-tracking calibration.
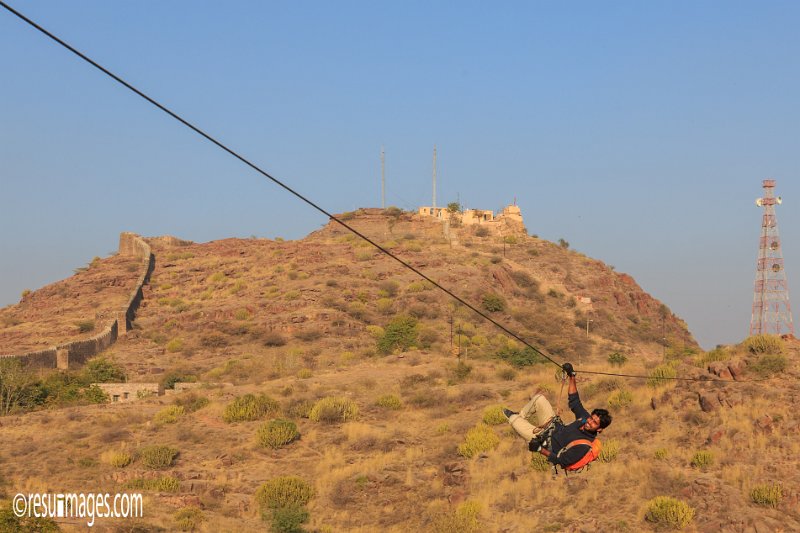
[750,179,795,336]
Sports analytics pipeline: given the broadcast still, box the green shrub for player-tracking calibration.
[0,506,60,532]
[690,450,714,469]
[138,445,179,469]
[234,308,252,320]
[165,338,184,353]
[695,347,729,366]
[643,496,694,529]
[255,476,315,510]
[481,293,505,313]
[75,319,95,333]
[743,334,783,354]
[751,353,787,377]
[83,357,126,382]
[530,453,551,472]
[223,394,280,423]
[599,439,619,463]
[375,394,402,410]
[607,389,633,409]
[309,396,359,423]
[100,451,133,468]
[497,345,547,368]
[296,368,312,379]
[457,423,500,458]
[154,405,185,425]
[429,500,482,533]
[607,352,628,367]
[647,364,677,388]
[124,476,180,492]
[750,482,783,507]
[481,405,507,425]
[161,370,197,390]
[174,506,204,531]
[258,419,300,449]
[268,505,310,532]
[82,384,110,404]
[654,448,669,460]
[366,325,385,339]
[377,315,418,354]
[451,361,472,382]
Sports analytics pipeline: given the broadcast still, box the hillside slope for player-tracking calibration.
[1,210,796,532]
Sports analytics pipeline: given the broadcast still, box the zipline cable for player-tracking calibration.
[1,2,770,385]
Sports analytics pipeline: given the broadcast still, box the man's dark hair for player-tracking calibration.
[592,408,612,429]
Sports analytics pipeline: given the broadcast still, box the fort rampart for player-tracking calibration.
[1,232,154,369]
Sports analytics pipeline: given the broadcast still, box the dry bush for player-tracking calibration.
[254,476,315,510]
[742,334,783,354]
[690,451,714,469]
[458,423,500,458]
[530,453,551,472]
[257,419,300,449]
[607,389,633,409]
[154,405,185,425]
[497,366,517,381]
[750,353,787,377]
[173,392,209,413]
[647,364,677,388]
[174,506,204,531]
[406,388,447,409]
[375,394,403,410]
[750,482,782,507]
[223,394,280,423]
[263,332,287,347]
[599,439,620,463]
[294,328,322,342]
[643,496,694,529]
[137,445,179,469]
[124,476,180,492]
[101,449,132,468]
[309,396,359,423]
[429,500,482,533]
[481,405,507,425]
[286,398,313,418]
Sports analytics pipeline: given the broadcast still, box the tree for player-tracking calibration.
[0,358,34,416]
[447,202,462,214]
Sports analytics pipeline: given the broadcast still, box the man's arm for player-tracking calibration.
[563,363,590,420]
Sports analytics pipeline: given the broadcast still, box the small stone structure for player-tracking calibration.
[0,232,154,369]
[96,382,163,403]
[418,204,525,233]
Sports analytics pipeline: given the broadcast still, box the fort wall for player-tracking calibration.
[1,232,154,369]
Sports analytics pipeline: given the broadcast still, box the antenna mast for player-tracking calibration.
[381,146,385,209]
[432,145,437,209]
[750,179,794,336]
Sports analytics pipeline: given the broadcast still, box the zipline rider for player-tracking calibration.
[504,363,612,471]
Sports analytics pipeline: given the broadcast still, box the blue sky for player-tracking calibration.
[2,1,799,349]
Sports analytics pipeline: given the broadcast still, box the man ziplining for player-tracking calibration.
[504,363,612,472]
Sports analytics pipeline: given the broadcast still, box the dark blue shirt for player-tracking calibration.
[547,391,596,467]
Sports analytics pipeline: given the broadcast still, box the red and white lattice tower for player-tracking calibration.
[750,179,794,336]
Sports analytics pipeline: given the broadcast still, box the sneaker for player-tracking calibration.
[502,408,517,418]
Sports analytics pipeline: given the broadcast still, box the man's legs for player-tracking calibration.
[507,394,556,441]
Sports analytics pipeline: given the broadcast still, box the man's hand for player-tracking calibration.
[562,362,576,377]
[528,434,545,452]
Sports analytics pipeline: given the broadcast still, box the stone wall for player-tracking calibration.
[1,232,154,369]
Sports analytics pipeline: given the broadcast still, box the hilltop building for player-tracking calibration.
[418,204,525,234]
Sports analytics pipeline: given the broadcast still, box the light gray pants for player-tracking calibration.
[507,394,556,441]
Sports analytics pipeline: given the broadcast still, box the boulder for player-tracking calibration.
[754,414,774,433]
[728,359,746,380]
[699,392,719,412]
[706,426,726,445]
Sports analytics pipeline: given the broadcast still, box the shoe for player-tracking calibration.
[503,408,517,418]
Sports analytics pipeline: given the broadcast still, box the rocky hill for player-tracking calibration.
[0,209,796,532]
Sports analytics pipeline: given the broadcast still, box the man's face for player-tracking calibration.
[583,413,601,432]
